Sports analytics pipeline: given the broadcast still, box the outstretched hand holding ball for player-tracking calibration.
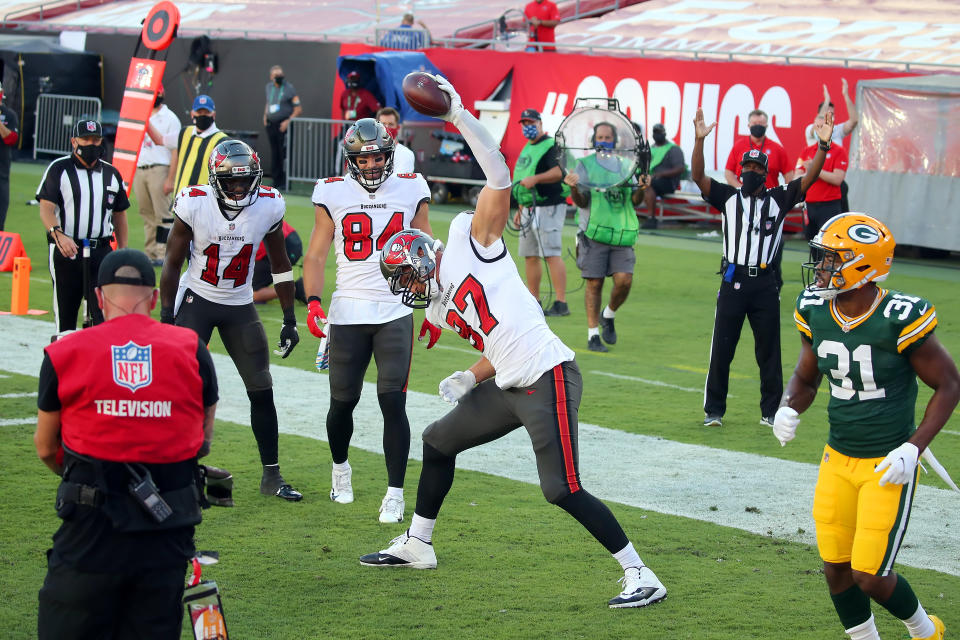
[402,72,462,122]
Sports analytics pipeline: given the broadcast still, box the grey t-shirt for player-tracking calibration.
[265,80,298,123]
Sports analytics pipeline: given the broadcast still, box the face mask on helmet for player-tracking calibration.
[380,230,444,309]
[801,213,895,299]
[209,140,263,211]
[343,119,395,188]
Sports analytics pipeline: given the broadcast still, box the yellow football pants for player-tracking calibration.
[813,444,917,576]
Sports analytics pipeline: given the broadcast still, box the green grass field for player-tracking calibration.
[2,161,959,638]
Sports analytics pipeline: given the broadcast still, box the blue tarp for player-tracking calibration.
[337,51,444,124]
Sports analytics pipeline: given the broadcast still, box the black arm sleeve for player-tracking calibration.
[704,179,737,212]
[37,353,61,412]
[195,339,219,407]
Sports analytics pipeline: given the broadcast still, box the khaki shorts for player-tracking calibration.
[518,203,566,258]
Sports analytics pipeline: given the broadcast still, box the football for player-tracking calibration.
[402,72,451,118]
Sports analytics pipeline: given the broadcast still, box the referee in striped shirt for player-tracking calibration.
[38,119,130,334]
[690,107,833,428]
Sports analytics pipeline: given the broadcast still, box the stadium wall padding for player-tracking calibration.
[84,33,341,159]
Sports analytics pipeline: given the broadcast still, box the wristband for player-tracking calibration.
[818,140,831,151]
[48,225,61,236]
[307,296,321,305]
[272,270,293,284]
[282,306,296,326]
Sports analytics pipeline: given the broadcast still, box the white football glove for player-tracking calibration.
[772,406,800,447]
[431,75,464,123]
[438,370,476,405]
[876,442,919,486]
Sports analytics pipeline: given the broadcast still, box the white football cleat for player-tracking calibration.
[608,566,667,608]
[378,494,405,523]
[359,530,437,569]
[330,466,354,504]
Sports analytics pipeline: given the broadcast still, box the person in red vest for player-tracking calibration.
[524,0,561,52]
[725,109,793,190]
[794,114,849,239]
[34,248,218,640]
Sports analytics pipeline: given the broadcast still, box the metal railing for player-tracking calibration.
[452,0,625,45]
[375,27,431,50]
[284,117,352,190]
[33,93,101,159]
[1,0,111,27]
[7,20,959,73]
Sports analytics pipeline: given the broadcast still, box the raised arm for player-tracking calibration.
[691,108,717,198]
[800,111,834,194]
[840,78,858,137]
[434,75,512,247]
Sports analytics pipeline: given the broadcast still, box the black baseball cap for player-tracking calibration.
[98,249,156,287]
[74,119,103,139]
[518,108,541,122]
[740,148,769,170]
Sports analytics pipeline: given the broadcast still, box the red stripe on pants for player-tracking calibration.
[552,363,580,493]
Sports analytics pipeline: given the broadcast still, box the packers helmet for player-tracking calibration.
[342,118,395,188]
[802,213,895,299]
[208,139,263,210]
[380,229,443,309]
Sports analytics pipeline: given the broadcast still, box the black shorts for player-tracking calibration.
[327,314,414,400]
[423,359,582,503]
[651,175,677,197]
[176,290,272,391]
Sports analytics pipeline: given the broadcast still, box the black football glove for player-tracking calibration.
[274,323,299,358]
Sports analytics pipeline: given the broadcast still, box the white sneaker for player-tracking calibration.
[359,530,437,569]
[608,566,667,608]
[330,466,354,504]
[378,494,405,523]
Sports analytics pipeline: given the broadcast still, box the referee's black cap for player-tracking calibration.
[98,249,156,288]
[740,148,768,170]
[74,119,103,139]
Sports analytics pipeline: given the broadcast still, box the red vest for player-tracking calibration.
[45,314,206,463]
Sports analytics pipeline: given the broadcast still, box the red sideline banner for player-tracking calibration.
[336,43,906,175]
[0,231,27,272]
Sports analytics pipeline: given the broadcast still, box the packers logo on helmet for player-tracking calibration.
[803,213,895,299]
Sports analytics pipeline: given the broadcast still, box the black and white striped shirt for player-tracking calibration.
[704,179,805,268]
[36,155,130,239]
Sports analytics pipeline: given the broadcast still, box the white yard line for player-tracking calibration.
[0,392,38,398]
[1,418,36,426]
[590,370,713,394]
[3,315,959,576]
